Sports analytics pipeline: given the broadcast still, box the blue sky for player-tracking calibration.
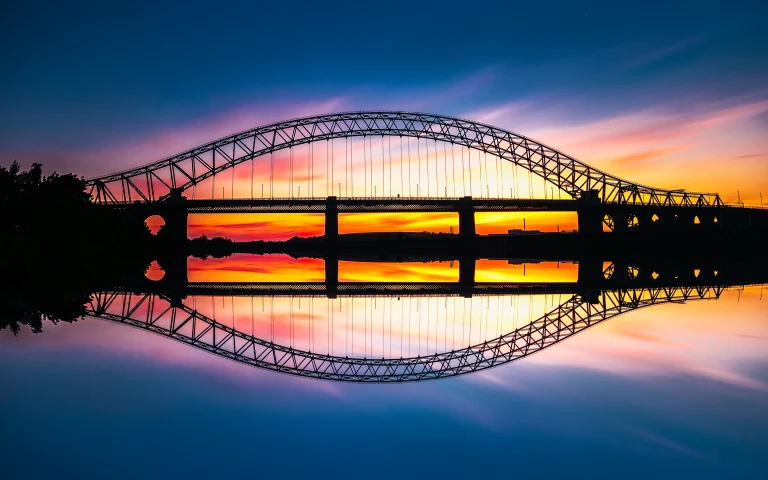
[2,1,767,202]
[2,4,768,478]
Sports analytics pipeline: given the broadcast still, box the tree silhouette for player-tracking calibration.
[0,162,155,334]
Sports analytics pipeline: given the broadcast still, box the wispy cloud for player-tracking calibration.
[465,94,768,200]
[523,290,768,393]
[608,146,684,168]
[622,36,706,69]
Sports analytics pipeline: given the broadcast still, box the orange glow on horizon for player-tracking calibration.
[475,260,578,282]
[339,213,457,234]
[188,255,578,284]
[188,254,325,282]
[475,212,578,234]
[188,211,579,241]
[188,214,325,241]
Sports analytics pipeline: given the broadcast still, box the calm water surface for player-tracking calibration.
[2,282,766,479]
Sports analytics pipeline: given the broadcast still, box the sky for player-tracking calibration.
[3,4,768,477]
[2,0,768,208]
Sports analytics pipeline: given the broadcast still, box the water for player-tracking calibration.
[1,260,766,478]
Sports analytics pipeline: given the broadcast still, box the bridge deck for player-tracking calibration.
[178,281,580,297]
[114,197,580,213]
[131,275,750,297]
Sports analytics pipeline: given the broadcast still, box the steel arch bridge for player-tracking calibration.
[86,285,723,383]
[86,111,722,207]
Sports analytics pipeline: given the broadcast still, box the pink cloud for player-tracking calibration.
[467,96,768,202]
[21,97,350,179]
[522,287,768,392]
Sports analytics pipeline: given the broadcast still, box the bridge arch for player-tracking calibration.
[86,111,721,207]
[86,287,722,382]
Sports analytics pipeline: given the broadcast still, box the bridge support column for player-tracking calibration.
[458,254,476,297]
[458,196,476,243]
[157,189,189,289]
[325,196,339,298]
[577,258,605,287]
[325,252,339,298]
[576,190,603,236]
[325,196,339,244]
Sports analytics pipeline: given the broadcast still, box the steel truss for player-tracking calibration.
[180,197,578,214]
[86,286,723,382]
[85,112,722,207]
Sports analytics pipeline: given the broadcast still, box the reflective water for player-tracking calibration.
[188,255,578,283]
[1,264,766,478]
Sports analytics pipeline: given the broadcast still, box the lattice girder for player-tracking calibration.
[86,112,722,207]
[85,286,723,382]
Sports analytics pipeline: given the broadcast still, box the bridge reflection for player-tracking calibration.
[152,252,765,298]
[86,281,753,382]
[70,111,768,381]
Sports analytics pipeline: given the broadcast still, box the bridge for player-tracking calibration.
[147,255,752,299]
[85,111,767,242]
[86,284,730,382]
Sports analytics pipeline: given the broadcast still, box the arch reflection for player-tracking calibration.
[86,284,728,382]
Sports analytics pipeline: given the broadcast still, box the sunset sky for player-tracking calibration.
[2,2,768,477]
[3,1,767,218]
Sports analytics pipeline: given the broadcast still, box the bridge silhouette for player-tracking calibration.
[81,111,768,292]
[73,111,767,381]
[87,284,733,382]
[84,112,766,242]
[85,252,762,382]
[7,111,766,383]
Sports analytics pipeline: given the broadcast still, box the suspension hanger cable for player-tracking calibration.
[435,140,440,197]
[399,136,403,197]
[512,162,516,198]
[497,153,502,198]
[309,142,312,198]
[344,137,348,196]
[381,135,385,197]
[417,137,422,196]
[468,146,473,196]
[345,137,349,196]
[388,136,392,197]
[369,136,374,197]
[483,150,489,198]
[407,137,412,197]
[425,137,430,197]
[451,143,456,197]
[441,140,446,198]
[326,139,329,196]
[363,134,367,197]
[290,146,294,198]
[528,169,533,199]
[460,147,465,197]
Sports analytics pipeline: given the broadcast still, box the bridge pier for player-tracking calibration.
[325,196,339,298]
[325,196,339,244]
[458,254,476,297]
[325,252,339,298]
[155,189,189,289]
[577,258,606,286]
[576,190,604,236]
[458,196,476,243]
